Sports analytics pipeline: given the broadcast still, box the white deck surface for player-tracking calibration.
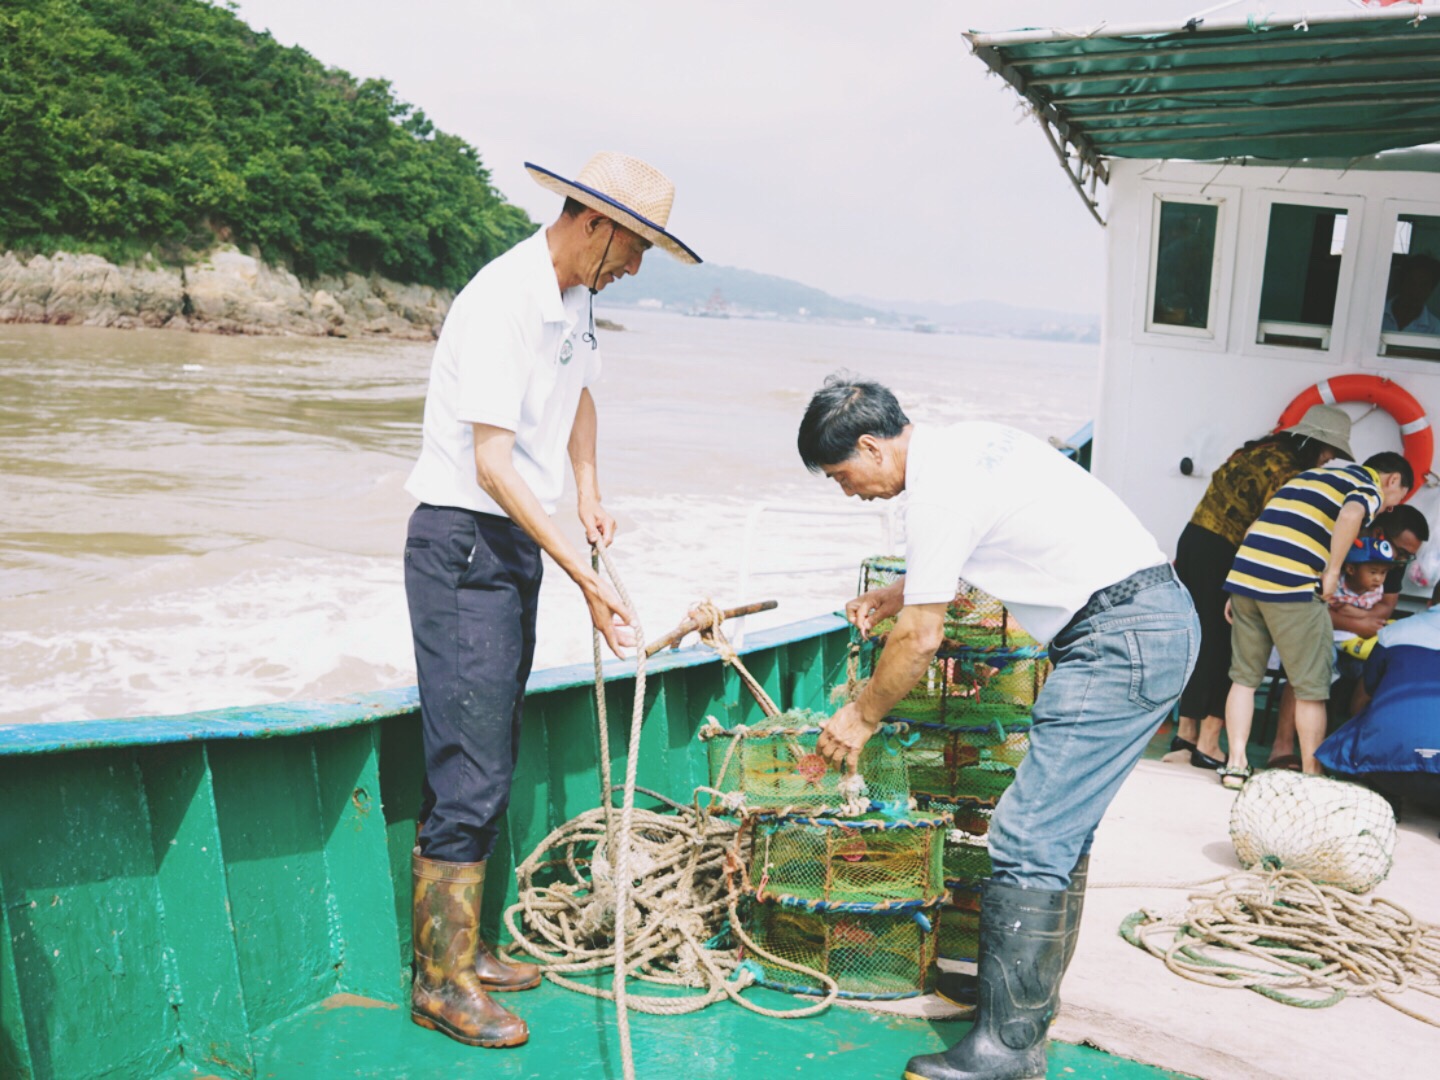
[852,756,1440,1078]
[1051,757,1440,1080]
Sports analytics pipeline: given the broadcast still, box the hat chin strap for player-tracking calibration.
[583,222,617,350]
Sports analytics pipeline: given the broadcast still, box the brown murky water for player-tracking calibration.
[0,313,1096,723]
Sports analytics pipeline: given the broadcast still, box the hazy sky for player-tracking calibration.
[224,1,1342,313]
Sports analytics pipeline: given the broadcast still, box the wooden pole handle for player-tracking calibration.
[644,600,778,657]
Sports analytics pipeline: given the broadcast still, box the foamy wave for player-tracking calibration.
[0,554,415,725]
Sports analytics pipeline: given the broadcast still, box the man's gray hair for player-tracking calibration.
[797,375,910,472]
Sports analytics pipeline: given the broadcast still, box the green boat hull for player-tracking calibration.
[0,613,1184,1079]
[0,615,853,1079]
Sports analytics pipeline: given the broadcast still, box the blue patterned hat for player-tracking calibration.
[1346,537,1395,565]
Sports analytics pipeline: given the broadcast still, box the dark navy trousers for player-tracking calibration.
[404,504,542,864]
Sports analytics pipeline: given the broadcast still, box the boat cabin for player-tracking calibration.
[968,7,1440,589]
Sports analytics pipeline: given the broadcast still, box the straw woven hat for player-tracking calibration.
[525,152,700,264]
[1284,403,1355,461]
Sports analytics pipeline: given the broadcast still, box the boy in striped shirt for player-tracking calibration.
[1220,452,1415,787]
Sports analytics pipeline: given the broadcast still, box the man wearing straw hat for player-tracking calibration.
[797,376,1197,1080]
[402,152,699,1048]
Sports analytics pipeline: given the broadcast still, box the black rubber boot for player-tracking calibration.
[1060,854,1089,974]
[906,880,1066,1080]
[935,854,1088,1012]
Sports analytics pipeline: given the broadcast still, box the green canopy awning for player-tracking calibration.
[966,6,1440,192]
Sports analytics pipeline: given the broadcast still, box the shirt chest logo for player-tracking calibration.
[558,337,574,366]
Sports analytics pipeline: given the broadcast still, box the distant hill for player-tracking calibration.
[602,257,896,322]
[848,295,1100,342]
[603,257,1099,342]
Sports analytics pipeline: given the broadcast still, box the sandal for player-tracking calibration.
[1190,748,1225,770]
[1169,736,1198,754]
[1218,765,1252,791]
[1266,754,1302,772]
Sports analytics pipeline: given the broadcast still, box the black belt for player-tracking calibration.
[1064,563,1177,633]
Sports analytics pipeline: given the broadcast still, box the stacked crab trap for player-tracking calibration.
[698,709,949,999]
[853,556,1050,964]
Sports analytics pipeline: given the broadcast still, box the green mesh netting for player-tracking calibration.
[700,709,910,814]
[854,556,1050,726]
[859,556,1040,653]
[885,652,1049,726]
[918,797,994,838]
[745,811,949,906]
[943,830,993,885]
[741,897,940,999]
[904,721,1030,801]
[936,886,982,962]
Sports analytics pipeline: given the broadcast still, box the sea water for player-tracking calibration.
[0,310,1096,724]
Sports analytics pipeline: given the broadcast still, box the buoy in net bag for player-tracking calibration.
[1229,770,1397,894]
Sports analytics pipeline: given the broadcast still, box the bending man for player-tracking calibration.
[403,152,699,1048]
[797,377,1196,1080]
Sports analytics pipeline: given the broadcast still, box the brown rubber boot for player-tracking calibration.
[473,859,541,992]
[411,852,528,1047]
[412,832,541,992]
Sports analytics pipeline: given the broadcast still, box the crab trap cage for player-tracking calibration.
[884,650,1050,726]
[942,827,993,884]
[854,557,1051,727]
[936,883,982,963]
[698,710,910,814]
[743,811,950,906]
[920,797,992,838]
[903,720,1030,803]
[740,895,941,999]
[859,556,1040,653]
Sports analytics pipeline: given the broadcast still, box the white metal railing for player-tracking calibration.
[732,502,899,646]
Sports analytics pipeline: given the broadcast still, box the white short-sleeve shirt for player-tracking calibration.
[405,228,601,516]
[901,422,1167,643]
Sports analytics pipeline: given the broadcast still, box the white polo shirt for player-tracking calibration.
[901,422,1167,643]
[405,229,602,516]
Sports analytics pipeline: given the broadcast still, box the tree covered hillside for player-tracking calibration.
[0,0,533,290]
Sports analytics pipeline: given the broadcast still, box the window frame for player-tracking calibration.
[1137,190,1234,347]
[1239,188,1365,365]
[1363,197,1440,373]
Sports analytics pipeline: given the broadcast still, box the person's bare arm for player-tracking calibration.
[818,602,946,771]
[1369,589,1401,622]
[567,389,616,546]
[473,422,632,655]
[845,580,906,638]
[1321,503,1367,601]
[1328,601,1386,638]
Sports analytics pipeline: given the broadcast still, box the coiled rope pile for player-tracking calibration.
[1119,869,1440,1026]
[503,547,836,1080]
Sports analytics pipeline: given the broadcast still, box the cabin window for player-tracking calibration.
[1149,200,1219,334]
[1255,203,1347,350]
[1379,215,1440,362]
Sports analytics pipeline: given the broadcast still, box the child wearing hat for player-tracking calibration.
[1332,536,1397,662]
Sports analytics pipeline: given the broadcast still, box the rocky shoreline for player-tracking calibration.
[0,247,453,340]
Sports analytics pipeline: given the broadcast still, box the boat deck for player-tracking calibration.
[174,982,1182,1080]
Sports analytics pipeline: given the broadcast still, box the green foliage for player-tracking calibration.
[0,0,534,290]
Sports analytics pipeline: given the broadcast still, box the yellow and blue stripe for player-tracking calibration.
[1225,464,1381,602]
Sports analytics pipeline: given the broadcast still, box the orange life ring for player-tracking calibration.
[1275,374,1432,502]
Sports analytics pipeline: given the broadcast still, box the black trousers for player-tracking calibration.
[1174,522,1238,720]
[404,504,542,863]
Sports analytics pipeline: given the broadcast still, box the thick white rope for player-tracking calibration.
[594,541,646,1080]
[504,546,838,1080]
[1117,870,1440,1026]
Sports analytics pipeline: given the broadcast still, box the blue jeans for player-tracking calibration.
[988,573,1198,890]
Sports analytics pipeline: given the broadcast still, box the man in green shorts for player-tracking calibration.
[1220,452,1415,785]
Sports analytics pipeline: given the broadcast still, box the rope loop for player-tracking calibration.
[1121,869,1440,1027]
[505,545,837,1080]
